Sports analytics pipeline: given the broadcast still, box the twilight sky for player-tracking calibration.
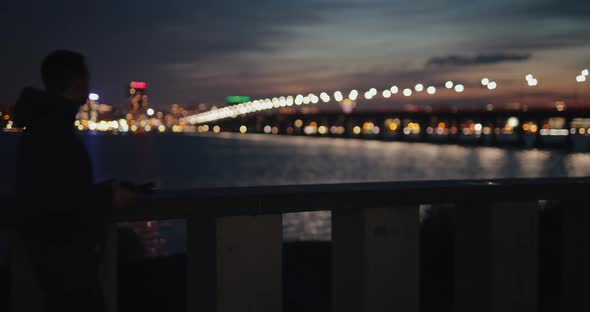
[1,0,589,110]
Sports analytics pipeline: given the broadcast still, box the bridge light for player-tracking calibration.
[364,91,373,100]
[481,78,490,86]
[348,90,358,101]
[303,96,311,104]
[403,88,412,97]
[88,93,99,101]
[295,95,304,105]
[427,86,436,95]
[240,125,248,133]
[334,91,344,102]
[320,92,330,103]
[454,84,465,93]
[390,86,399,94]
[577,75,586,83]
[583,69,589,76]
[487,82,497,90]
[527,79,538,87]
[286,96,294,106]
[414,84,424,92]
[147,108,154,116]
[309,94,319,104]
[445,81,454,89]
[369,88,378,96]
[382,90,392,98]
[525,74,534,81]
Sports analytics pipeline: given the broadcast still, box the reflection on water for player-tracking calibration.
[2,132,590,247]
[84,133,590,190]
[87,133,590,243]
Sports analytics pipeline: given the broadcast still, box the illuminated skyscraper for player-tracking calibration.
[127,81,149,114]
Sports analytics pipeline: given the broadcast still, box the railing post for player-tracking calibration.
[187,214,282,312]
[216,215,282,312]
[560,202,590,311]
[454,202,538,312]
[187,215,217,312]
[332,206,419,312]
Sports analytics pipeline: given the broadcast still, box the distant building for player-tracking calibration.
[127,81,149,115]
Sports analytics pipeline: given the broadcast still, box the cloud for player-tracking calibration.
[426,53,532,68]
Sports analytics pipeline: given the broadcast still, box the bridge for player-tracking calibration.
[181,73,590,151]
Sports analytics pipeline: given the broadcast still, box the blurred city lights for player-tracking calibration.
[526,74,534,81]
[427,86,436,95]
[577,75,587,83]
[487,82,497,90]
[390,86,399,94]
[320,92,330,103]
[445,81,454,89]
[369,88,378,96]
[240,125,248,133]
[403,88,412,97]
[147,108,155,116]
[334,91,344,102]
[481,78,490,86]
[414,84,424,92]
[583,69,589,76]
[364,91,373,100]
[528,79,538,86]
[507,117,519,128]
[454,84,465,93]
[382,90,392,98]
[348,90,359,101]
[88,93,99,101]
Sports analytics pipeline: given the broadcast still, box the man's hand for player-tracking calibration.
[112,181,140,209]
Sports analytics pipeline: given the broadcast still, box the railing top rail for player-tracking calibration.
[1,177,588,223]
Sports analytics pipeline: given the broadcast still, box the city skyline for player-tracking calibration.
[1,0,589,108]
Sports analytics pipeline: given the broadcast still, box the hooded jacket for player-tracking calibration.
[13,87,110,310]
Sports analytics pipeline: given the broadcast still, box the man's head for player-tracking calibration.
[41,50,89,105]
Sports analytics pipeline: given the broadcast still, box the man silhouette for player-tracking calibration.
[13,50,136,312]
